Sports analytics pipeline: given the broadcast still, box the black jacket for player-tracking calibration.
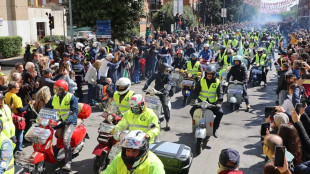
[276,69,292,94]
[226,64,248,82]
[171,57,186,69]
[294,120,310,161]
[193,77,223,104]
[143,72,171,95]
[72,62,85,85]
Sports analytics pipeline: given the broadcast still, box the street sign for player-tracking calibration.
[174,0,183,16]
[96,20,111,39]
[221,8,227,18]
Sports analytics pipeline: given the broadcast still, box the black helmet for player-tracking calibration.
[205,65,216,74]
[159,63,171,74]
[190,53,198,59]
[244,42,249,48]
[108,40,114,46]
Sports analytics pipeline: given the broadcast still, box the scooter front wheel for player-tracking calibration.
[230,103,236,112]
[93,151,109,174]
[31,161,45,174]
[196,138,202,155]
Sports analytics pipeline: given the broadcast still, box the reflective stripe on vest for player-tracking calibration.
[219,52,226,60]
[0,105,15,140]
[223,56,230,66]
[106,46,110,53]
[243,48,249,56]
[250,42,255,48]
[187,61,200,75]
[198,79,220,103]
[113,90,134,114]
[0,133,14,174]
[255,54,266,66]
[102,85,109,101]
[52,93,73,120]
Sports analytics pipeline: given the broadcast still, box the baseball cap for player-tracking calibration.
[43,68,54,75]
[273,113,289,126]
[219,148,240,169]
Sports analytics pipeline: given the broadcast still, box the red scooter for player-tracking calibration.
[24,107,90,174]
[92,111,122,174]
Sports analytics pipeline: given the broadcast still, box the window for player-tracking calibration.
[42,0,46,6]
[59,0,63,4]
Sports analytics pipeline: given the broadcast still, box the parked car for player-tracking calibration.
[76,31,96,42]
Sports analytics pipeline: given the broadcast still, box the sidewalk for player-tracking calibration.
[0,56,24,67]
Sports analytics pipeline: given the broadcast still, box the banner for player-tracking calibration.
[244,0,298,14]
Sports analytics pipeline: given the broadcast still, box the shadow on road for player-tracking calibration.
[43,158,95,174]
[240,161,265,174]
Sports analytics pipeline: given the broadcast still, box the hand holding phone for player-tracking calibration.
[261,122,270,136]
[274,145,285,167]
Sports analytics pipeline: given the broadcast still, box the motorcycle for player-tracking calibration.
[191,101,216,155]
[218,66,230,94]
[171,68,183,94]
[180,70,201,106]
[22,108,89,174]
[92,104,122,174]
[144,88,170,124]
[249,64,263,87]
[227,80,244,111]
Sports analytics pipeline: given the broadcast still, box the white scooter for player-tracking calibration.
[192,101,216,155]
[144,88,171,127]
[227,80,244,111]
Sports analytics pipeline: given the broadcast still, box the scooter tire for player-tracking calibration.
[93,151,109,174]
[183,96,188,107]
[32,161,45,174]
[230,103,236,112]
[196,138,202,155]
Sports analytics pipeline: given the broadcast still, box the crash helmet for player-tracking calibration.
[226,49,232,55]
[120,130,150,169]
[84,46,91,53]
[54,79,68,93]
[176,50,184,56]
[234,55,243,65]
[158,63,172,74]
[258,47,264,53]
[205,66,216,77]
[190,53,198,59]
[220,46,226,51]
[244,42,249,48]
[129,94,145,115]
[203,44,210,48]
[75,42,85,50]
[189,43,194,47]
[116,77,131,95]
[224,35,229,39]
[108,40,114,46]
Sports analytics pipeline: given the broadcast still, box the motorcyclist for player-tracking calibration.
[113,77,135,116]
[172,50,187,70]
[102,130,165,174]
[243,42,253,70]
[184,43,195,57]
[215,46,226,63]
[0,93,16,148]
[142,63,172,131]
[219,49,233,69]
[190,66,223,138]
[251,47,268,86]
[198,44,212,62]
[182,53,201,76]
[265,41,274,70]
[232,36,239,48]
[227,55,251,111]
[111,94,160,144]
[45,79,79,171]
[0,120,14,174]
[222,35,232,48]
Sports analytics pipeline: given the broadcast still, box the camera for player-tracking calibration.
[265,106,276,119]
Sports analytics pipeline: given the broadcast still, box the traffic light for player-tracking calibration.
[49,16,54,30]
[158,11,163,26]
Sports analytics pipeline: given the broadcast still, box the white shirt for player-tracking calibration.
[99,58,109,77]
[282,94,294,114]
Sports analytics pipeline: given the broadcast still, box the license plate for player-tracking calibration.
[227,88,243,94]
[39,109,57,120]
[145,96,160,105]
[98,123,114,133]
[252,69,262,75]
[182,79,194,86]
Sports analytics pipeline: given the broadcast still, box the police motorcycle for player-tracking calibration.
[180,70,202,107]
[191,101,217,154]
[16,105,91,174]
[92,101,122,174]
[143,87,170,125]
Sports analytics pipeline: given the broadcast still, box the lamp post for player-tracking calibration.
[69,0,73,48]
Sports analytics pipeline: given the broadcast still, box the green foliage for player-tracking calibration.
[151,1,198,32]
[63,0,144,41]
[41,35,66,43]
[0,36,22,58]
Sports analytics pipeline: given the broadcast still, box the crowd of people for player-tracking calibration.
[0,20,310,173]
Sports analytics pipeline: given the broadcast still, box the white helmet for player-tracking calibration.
[76,42,84,50]
[120,130,149,169]
[189,43,194,47]
[92,42,99,48]
[129,94,145,114]
[116,77,131,95]
[84,46,90,53]
[203,43,209,48]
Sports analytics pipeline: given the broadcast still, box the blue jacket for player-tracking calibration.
[198,49,212,61]
[292,86,304,107]
[184,48,195,57]
[46,93,79,125]
[295,161,310,174]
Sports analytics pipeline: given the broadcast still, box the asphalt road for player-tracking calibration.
[1,55,278,174]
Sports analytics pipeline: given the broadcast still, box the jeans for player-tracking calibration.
[57,124,75,166]
[148,59,157,78]
[134,68,139,83]
[87,83,95,105]
[243,84,249,105]
[15,129,23,153]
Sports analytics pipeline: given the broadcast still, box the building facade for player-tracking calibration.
[297,0,310,29]
[0,0,66,45]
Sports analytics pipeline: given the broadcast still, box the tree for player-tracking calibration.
[151,1,198,32]
[63,0,144,41]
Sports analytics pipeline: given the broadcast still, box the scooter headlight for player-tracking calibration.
[107,115,114,123]
[188,73,193,78]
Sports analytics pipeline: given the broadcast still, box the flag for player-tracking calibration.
[238,40,243,57]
